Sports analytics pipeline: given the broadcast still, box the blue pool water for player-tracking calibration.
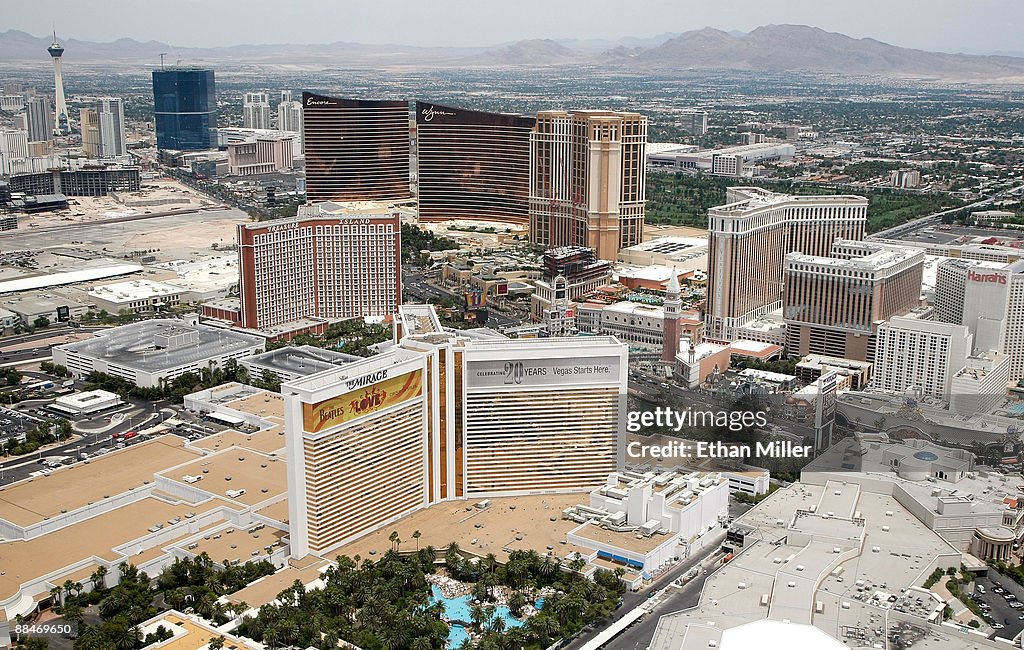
[448,624,470,648]
[429,585,542,647]
[1008,403,1024,415]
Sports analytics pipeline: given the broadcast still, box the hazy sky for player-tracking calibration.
[7,0,1022,54]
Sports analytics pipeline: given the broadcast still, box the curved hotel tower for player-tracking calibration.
[415,101,534,224]
[302,92,411,204]
[284,305,628,557]
[706,187,868,341]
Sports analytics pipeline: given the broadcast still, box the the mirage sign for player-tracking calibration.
[302,369,423,433]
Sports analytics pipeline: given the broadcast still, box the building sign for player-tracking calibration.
[968,270,1007,284]
[465,288,486,309]
[815,371,837,430]
[302,369,422,433]
[420,105,457,122]
[466,356,620,389]
[304,93,339,107]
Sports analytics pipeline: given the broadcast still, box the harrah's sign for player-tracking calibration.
[968,269,1007,284]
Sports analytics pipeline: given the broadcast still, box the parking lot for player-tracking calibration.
[973,571,1024,640]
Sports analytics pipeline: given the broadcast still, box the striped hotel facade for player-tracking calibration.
[284,335,627,558]
[415,101,535,224]
[237,206,401,331]
[302,92,412,204]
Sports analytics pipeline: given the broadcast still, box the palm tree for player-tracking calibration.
[113,624,140,650]
[90,566,109,591]
[508,591,527,617]
[488,614,506,634]
[49,586,62,608]
[388,530,402,552]
[482,553,498,575]
[61,600,84,625]
[422,545,437,565]
[470,604,487,633]
[412,529,422,551]
[568,555,587,577]
[539,555,558,579]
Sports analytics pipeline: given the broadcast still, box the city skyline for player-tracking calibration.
[3,0,1023,55]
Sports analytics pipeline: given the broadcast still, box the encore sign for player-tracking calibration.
[302,369,423,434]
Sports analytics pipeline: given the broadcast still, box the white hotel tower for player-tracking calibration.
[284,304,628,558]
[47,33,69,135]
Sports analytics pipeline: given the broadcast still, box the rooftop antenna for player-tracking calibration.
[159,52,167,70]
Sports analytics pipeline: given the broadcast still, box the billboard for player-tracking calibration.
[814,371,837,429]
[465,288,486,309]
[302,369,422,434]
[466,355,621,389]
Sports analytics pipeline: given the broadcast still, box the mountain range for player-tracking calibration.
[3,25,1024,81]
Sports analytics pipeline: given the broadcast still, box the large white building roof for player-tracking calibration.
[0,264,143,295]
[88,279,180,304]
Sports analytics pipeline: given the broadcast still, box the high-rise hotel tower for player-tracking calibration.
[529,110,647,261]
[284,305,628,558]
[706,187,868,341]
[302,92,411,204]
[415,101,535,224]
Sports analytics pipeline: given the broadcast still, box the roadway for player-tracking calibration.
[0,326,109,366]
[0,397,176,485]
[869,185,1024,240]
[403,271,522,329]
[562,544,718,650]
[6,204,232,237]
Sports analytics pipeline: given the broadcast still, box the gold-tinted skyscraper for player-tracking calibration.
[529,110,647,261]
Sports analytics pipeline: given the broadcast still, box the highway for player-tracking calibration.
[868,185,1024,240]
[0,397,175,485]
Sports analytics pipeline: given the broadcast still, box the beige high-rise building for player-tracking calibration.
[81,98,126,158]
[530,110,647,261]
[80,108,101,158]
[783,240,924,361]
[227,134,294,176]
[706,187,868,341]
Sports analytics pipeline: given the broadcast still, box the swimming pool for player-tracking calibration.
[429,585,537,647]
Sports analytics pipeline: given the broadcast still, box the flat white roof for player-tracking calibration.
[89,279,181,302]
[0,264,143,295]
[54,389,120,408]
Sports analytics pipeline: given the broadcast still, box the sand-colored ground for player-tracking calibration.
[0,435,198,526]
